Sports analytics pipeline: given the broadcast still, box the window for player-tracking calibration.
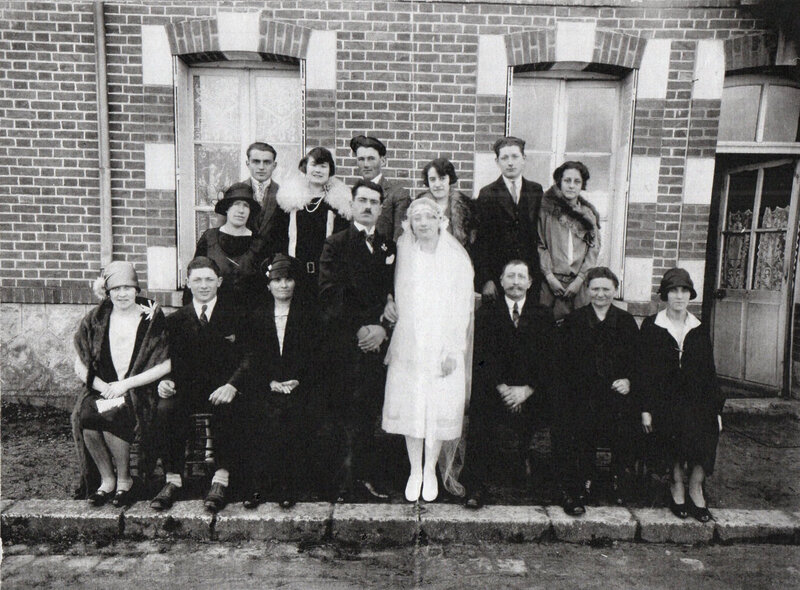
[509,71,635,276]
[718,75,800,147]
[175,62,304,282]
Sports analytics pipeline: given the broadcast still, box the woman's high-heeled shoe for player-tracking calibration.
[88,489,114,507]
[687,496,712,523]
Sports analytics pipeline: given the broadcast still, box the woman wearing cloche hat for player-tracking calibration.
[637,267,726,523]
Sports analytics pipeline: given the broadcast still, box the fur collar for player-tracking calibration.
[542,184,600,232]
[276,173,352,220]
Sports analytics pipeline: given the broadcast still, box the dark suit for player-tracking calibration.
[243,296,318,497]
[474,176,543,294]
[553,304,640,492]
[318,224,396,493]
[154,300,250,481]
[375,176,410,242]
[463,295,554,494]
[249,179,290,260]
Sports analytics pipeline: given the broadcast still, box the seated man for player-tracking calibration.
[462,259,554,508]
[150,256,251,512]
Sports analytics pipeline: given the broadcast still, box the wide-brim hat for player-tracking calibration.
[261,253,302,281]
[659,267,697,301]
[214,182,261,217]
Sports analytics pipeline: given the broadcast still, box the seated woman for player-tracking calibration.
[185,182,263,308]
[412,157,477,256]
[273,147,351,297]
[382,197,474,502]
[555,267,639,516]
[638,268,725,523]
[72,261,170,507]
[242,254,319,509]
[538,161,601,321]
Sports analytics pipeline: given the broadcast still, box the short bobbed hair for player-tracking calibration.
[422,157,458,187]
[553,161,591,189]
[299,147,336,176]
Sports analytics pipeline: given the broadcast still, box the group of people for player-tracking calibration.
[71,135,725,524]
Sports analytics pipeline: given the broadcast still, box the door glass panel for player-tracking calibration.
[726,170,757,230]
[565,86,615,152]
[758,163,794,228]
[522,153,554,188]
[196,211,222,238]
[753,232,785,290]
[193,75,240,142]
[511,78,557,152]
[194,145,239,208]
[721,233,750,289]
[253,73,303,182]
[563,153,611,192]
[762,85,800,143]
[718,85,760,142]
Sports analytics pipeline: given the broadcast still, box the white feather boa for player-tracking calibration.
[275,173,352,219]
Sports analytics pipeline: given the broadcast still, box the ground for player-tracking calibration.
[2,540,799,589]
[2,403,799,510]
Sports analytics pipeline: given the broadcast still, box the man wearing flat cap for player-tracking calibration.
[319,178,397,502]
[350,135,409,242]
[152,256,251,513]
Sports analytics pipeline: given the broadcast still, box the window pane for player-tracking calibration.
[762,85,800,142]
[725,169,757,230]
[721,233,750,289]
[193,75,241,142]
[194,145,239,207]
[563,153,611,192]
[510,78,557,152]
[565,85,615,152]
[753,231,785,291]
[718,85,760,142]
[758,163,794,229]
[196,210,222,239]
[522,153,554,188]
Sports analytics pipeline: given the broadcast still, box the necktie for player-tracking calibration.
[363,230,375,252]
[199,304,209,327]
[510,180,518,204]
[512,302,520,328]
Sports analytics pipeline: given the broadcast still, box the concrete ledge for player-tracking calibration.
[420,504,549,543]
[124,501,211,540]
[214,502,331,542]
[331,503,418,546]
[546,506,637,543]
[1,500,120,543]
[723,398,800,419]
[713,509,798,543]
[632,508,714,544]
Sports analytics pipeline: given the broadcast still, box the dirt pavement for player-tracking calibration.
[2,540,799,589]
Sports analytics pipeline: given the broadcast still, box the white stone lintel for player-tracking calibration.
[217,11,261,54]
[555,21,596,64]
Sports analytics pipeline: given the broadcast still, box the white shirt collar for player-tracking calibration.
[353,221,375,236]
[654,308,700,350]
[371,173,383,185]
[193,296,217,321]
[505,295,525,316]
[502,175,522,200]
[252,177,271,190]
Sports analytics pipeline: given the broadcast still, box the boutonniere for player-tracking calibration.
[138,300,158,322]
[380,243,388,252]
[224,334,236,343]
[385,254,395,265]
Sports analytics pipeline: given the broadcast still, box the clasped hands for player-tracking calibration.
[497,383,533,413]
[546,275,582,299]
[270,380,299,394]
[100,380,130,399]
[357,324,387,353]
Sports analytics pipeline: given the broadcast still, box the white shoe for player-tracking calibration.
[422,468,438,502]
[405,473,422,502]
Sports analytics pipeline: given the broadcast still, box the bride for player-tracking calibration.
[382,197,475,502]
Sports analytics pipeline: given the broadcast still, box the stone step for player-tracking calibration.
[2,500,799,546]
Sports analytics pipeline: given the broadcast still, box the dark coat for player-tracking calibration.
[474,176,544,292]
[245,295,319,396]
[560,303,639,408]
[637,314,726,472]
[251,180,290,260]
[165,299,251,411]
[71,297,170,495]
[472,295,555,414]
[375,176,410,242]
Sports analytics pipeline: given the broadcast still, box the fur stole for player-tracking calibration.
[276,173,352,220]
[415,189,476,248]
[542,184,600,239]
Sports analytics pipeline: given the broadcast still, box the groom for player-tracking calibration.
[318,179,396,502]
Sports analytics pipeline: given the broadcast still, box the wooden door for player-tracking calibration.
[713,159,800,392]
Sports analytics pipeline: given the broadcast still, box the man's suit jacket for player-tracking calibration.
[474,176,543,292]
[375,176,410,242]
[165,300,250,411]
[245,296,318,395]
[318,224,396,354]
[472,295,554,413]
[249,179,289,259]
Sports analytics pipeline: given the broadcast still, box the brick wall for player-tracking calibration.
[1,1,774,303]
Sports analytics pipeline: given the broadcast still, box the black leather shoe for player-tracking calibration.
[150,483,181,511]
[112,487,136,508]
[464,490,484,510]
[204,482,227,512]
[668,496,689,519]
[561,493,585,517]
[687,497,712,523]
[88,489,113,507]
[242,492,262,510]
